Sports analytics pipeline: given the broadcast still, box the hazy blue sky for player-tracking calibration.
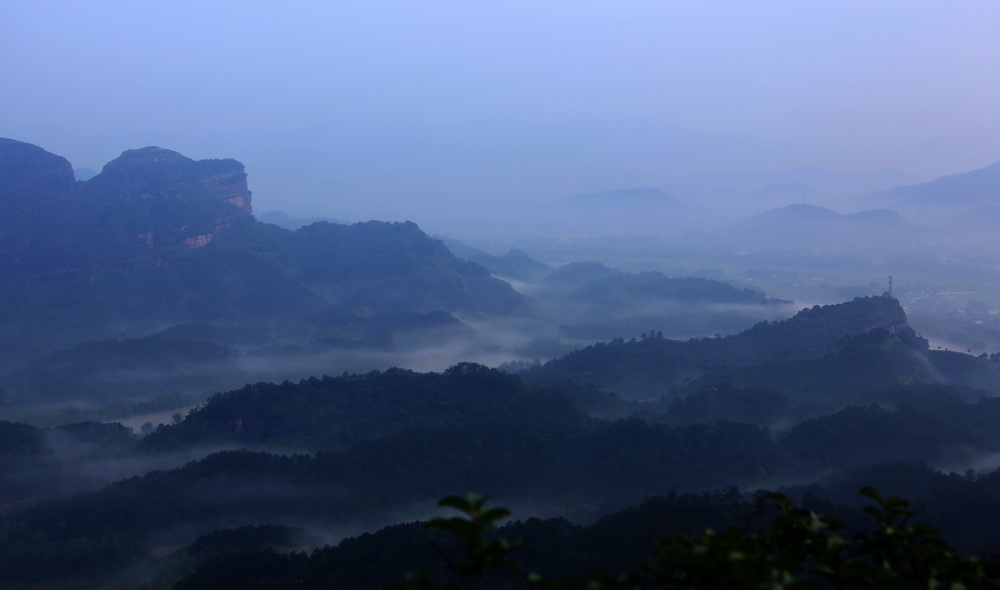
[2,2,998,234]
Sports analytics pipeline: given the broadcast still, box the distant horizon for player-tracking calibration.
[3,2,997,236]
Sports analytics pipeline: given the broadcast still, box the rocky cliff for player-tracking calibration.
[0,139,253,277]
[85,146,252,215]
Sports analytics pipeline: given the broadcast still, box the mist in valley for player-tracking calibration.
[3,2,1000,588]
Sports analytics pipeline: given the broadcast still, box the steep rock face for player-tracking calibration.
[0,140,253,276]
[86,146,252,216]
[83,146,253,255]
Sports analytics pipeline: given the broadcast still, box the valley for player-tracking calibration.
[2,139,1000,588]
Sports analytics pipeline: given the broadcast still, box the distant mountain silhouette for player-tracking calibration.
[256,210,348,230]
[843,208,907,226]
[867,161,1000,209]
[726,204,910,253]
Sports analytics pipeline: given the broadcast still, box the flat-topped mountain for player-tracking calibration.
[0,139,253,276]
[0,140,528,397]
[85,145,251,216]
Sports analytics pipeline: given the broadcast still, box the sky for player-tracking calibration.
[2,1,998,237]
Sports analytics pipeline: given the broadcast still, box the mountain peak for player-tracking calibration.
[104,145,191,169]
[0,138,75,199]
[0,140,254,276]
[87,146,250,212]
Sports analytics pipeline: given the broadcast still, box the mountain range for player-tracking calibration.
[3,139,1000,588]
[0,139,798,407]
[866,160,1000,210]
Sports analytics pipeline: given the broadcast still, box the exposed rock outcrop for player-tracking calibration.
[85,146,252,216]
[0,139,253,277]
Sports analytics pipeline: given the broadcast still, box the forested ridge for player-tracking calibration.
[168,489,1000,589]
[521,296,946,401]
[5,346,1000,586]
[3,146,1000,587]
[4,131,1000,589]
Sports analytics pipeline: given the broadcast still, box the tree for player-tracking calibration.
[392,489,1000,589]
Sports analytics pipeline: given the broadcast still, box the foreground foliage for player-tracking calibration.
[170,489,1000,589]
[395,490,1000,590]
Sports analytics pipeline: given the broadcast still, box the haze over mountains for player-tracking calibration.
[0,139,799,408]
[3,137,1000,408]
[4,2,999,586]
[867,161,1000,210]
[6,293,1000,587]
[4,138,1000,588]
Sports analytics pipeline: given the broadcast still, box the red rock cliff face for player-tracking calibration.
[0,140,254,277]
[84,146,254,251]
[197,170,253,216]
[87,146,252,214]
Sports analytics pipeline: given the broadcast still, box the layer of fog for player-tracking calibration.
[5,430,244,509]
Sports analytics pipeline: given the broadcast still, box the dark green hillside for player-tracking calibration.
[0,420,781,584]
[727,295,924,357]
[168,482,1000,590]
[189,218,527,320]
[288,221,525,315]
[170,489,765,590]
[683,328,947,404]
[0,233,531,418]
[314,418,776,501]
[660,385,793,426]
[0,220,325,356]
[779,396,1000,471]
[783,463,1000,555]
[0,218,525,346]
[523,296,923,399]
[0,141,529,376]
[141,363,582,450]
[9,367,1000,585]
